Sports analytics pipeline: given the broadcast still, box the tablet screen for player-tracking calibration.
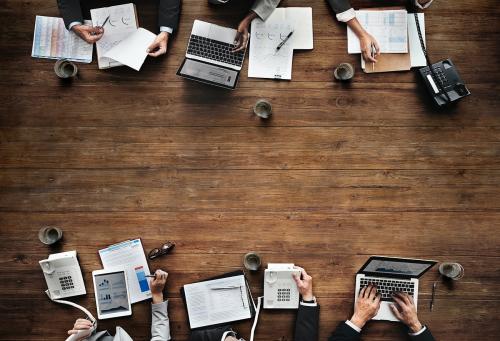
[95,271,130,316]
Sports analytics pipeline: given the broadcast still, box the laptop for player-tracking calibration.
[355,256,436,321]
[177,20,247,90]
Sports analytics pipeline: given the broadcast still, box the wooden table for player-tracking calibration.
[0,0,499,340]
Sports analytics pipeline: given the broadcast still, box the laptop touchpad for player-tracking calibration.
[208,25,236,44]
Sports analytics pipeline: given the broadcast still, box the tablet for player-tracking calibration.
[92,268,132,320]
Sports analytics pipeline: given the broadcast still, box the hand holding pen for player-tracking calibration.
[149,269,168,304]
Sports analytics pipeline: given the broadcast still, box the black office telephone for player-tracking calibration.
[413,13,470,106]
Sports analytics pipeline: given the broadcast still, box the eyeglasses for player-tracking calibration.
[148,241,175,260]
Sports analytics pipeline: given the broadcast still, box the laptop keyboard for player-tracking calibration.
[360,277,415,301]
[187,35,245,67]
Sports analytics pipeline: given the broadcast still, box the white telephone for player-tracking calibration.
[39,251,86,299]
[263,263,300,309]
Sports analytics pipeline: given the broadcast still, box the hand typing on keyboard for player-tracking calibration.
[391,292,424,333]
[350,284,381,329]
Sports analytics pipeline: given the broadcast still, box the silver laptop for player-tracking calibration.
[177,20,247,90]
[355,256,436,321]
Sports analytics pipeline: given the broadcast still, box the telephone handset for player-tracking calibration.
[39,251,86,300]
[414,13,470,106]
[263,263,300,309]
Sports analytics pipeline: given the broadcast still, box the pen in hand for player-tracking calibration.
[371,43,376,72]
[276,30,294,51]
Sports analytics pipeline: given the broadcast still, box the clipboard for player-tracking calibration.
[180,270,256,330]
[360,7,411,73]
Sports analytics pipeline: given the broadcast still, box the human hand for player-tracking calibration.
[391,292,423,333]
[147,32,169,57]
[233,12,257,52]
[350,284,381,329]
[292,266,314,301]
[359,32,380,63]
[67,318,94,341]
[72,24,104,44]
[150,269,168,303]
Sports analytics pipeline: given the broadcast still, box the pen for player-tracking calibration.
[371,43,376,72]
[276,30,294,51]
[430,281,437,311]
[101,15,110,28]
[145,274,156,278]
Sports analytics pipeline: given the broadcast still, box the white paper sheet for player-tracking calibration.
[184,275,251,329]
[91,3,138,69]
[103,28,156,71]
[99,239,152,304]
[348,10,408,54]
[249,19,294,79]
[271,8,314,50]
[32,16,93,63]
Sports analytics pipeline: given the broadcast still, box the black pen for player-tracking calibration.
[145,274,156,278]
[101,15,110,28]
[276,30,294,51]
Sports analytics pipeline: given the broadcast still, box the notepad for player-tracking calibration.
[32,16,93,63]
[183,274,253,329]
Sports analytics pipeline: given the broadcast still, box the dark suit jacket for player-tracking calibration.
[326,0,353,15]
[57,0,181,30]
[328,322,436,341]
[188,304,320,341]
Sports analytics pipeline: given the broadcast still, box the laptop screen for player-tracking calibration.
[360,257,436,278]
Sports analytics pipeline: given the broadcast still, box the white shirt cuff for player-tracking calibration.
[68,21,83,30]
[300,301,318,307]
[221,331,236,341]
[159,26,173,34]
[415,0,434,9]
[336,8,356,23]
[409,325,427,336]
[345,320,362,333]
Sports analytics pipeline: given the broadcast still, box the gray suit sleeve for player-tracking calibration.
[251,0,281,21]
[326,0,353,14]
[150,301,171,341]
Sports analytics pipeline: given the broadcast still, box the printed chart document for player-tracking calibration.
[249,7,313,80]
[184,275,252,329]
[103,28,156,71]
[99,239,152,303]
[348,9,408,54]
[32,16,93,63]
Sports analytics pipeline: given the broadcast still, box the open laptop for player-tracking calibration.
[177,20,247,90]
[355,256,436,321]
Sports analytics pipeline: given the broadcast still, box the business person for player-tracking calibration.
[57,0,181,57]
[188,266,319,341]
[326,0,434,62]
[329,285,435,341]
[208,0,281,52]
[66,270,171,341]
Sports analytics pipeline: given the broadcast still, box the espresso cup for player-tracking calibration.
[438,262,464,280]
[253,99,272,119]
[334,63,355,81]
[54,59,78,79]
[38,226,63,245]
[243,252,262,271]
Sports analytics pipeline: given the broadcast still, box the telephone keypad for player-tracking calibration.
[277,288,291,302]
[58,272,75,291]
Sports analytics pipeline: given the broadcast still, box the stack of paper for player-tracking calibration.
[249,7,314,80]
[99,239,152,303]
[32,16,93,63]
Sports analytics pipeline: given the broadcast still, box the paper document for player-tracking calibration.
[408,13,426,67]
[99,239,152,304]
[184,275,252,329]
[90,3,138,69]
[348,10,408,54]
[104,28,156,71]
[248,7,313,80]
[32,16,93,63]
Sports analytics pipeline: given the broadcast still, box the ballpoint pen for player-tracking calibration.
[371,43,376,72]
[276,31,294,51]
[145,274,156,278]
[101,15,110,28]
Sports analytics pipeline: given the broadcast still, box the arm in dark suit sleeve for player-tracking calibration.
[410,326,436,341]
[158,0,181,31]
[57,0,83,29]
[294,304,320,341]
[326,0,353,14]
[328,322,361,341]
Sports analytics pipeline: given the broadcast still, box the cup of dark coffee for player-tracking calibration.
[438,262,464,280]
[253,99,272,119]
[243,252,262,271]
[334,63,355,81]
[54,59,78,79]
[38,226,63,245]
